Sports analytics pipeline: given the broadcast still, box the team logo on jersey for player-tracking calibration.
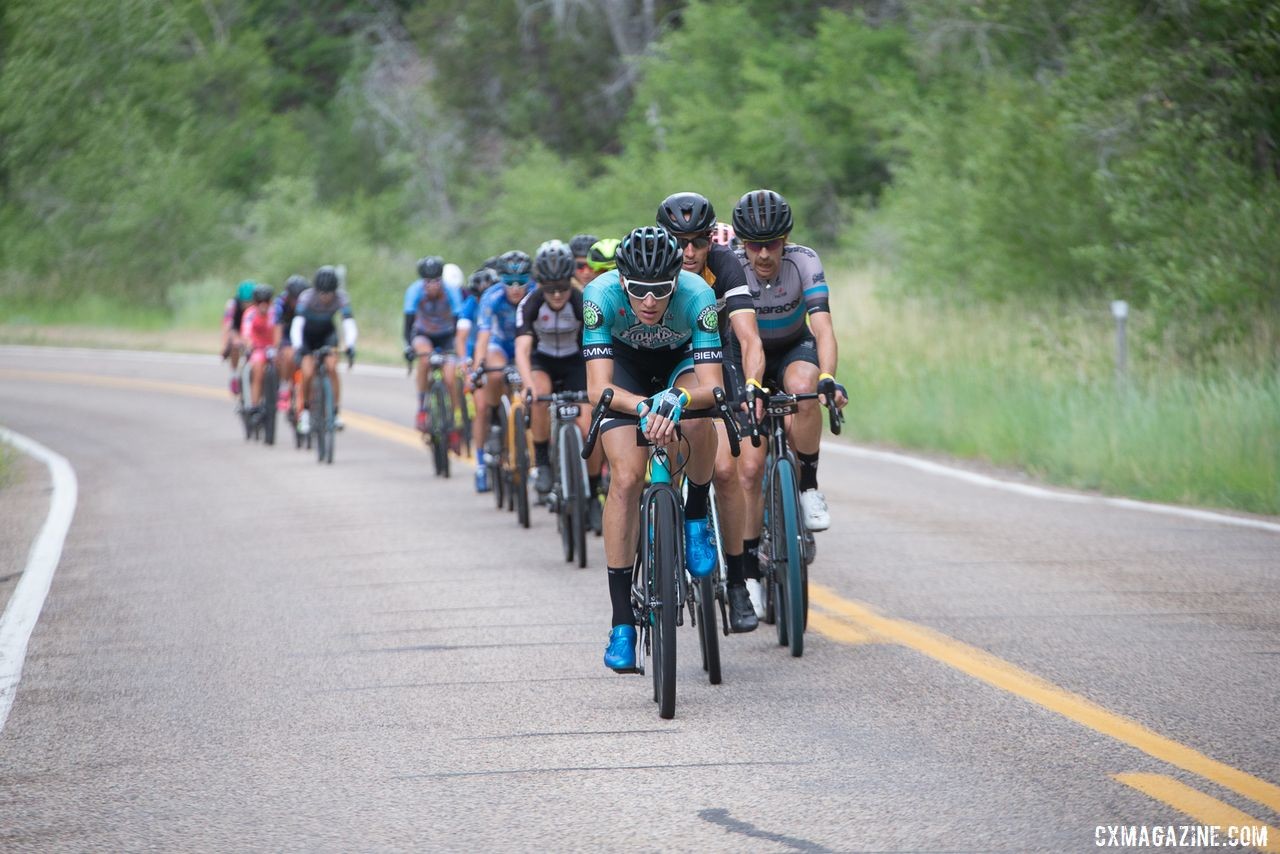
[696,305,718,334]
[583,300,603,330]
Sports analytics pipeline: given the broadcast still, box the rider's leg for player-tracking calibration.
[327,351,341,410]
[250,351,265,408]
[298,353,315,409]
[531,370,553,491]
[601,427,647,624]
[414,337,433,408]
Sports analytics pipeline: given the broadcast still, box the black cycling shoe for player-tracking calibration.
[534,465,553,494]
[727,584,759,633]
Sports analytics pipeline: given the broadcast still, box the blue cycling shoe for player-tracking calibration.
[604,624,637,672]
[684,517,716,578]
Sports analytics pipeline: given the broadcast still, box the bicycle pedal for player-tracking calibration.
[609,665,640,675]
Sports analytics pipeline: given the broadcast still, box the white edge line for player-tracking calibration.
[0,427,79,734]
[821,441,1280,534]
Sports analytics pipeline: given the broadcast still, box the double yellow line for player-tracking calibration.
[6,365,1278,848]
[810,586,1279,850]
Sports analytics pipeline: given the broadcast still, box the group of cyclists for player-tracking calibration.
[221,187,848,677]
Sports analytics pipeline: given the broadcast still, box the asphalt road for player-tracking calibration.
[1,346,1277,853]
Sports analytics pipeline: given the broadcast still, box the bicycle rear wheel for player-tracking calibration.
[311,375,327,464]
[647,486,681,719]
[429,383,450,477]
[513,412,530,528]
[773,459,804,656]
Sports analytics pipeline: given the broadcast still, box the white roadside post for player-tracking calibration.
[1111,300,1129,387]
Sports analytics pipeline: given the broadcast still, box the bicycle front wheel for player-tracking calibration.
[321,372,335,464]
[262,364,278,446]
[773,459,804,657]
[429,383,451,477]
[695,575,721,685]
[560,425,589,568]
[647,486,681,719]
[513,411,530,528]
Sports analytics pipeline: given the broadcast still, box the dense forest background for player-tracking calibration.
[2,0,1277,355]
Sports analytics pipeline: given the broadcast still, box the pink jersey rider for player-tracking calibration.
[241,305,275,365]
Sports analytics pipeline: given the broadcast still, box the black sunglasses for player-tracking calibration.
[676,235,711,250]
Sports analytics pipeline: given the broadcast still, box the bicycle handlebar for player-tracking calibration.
[580,387,740,460]
[743,388,844,437]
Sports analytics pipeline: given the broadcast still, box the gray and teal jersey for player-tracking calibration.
[581,270,722,364]
[735,243,830,348]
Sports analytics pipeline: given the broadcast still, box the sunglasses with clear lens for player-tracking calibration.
[623,277,676,301]
[677,235,711,250]
[745,238,784,252]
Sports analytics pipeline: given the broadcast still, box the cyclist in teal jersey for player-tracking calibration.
[581,226,725,672]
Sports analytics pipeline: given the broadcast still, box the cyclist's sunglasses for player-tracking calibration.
[622,276,676,301]
[502,274,530,287]
[744,237,785,252]
[676,234,711,250]
[574,260,592,270]
[540,279,573,294]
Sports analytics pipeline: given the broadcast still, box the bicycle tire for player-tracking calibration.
[557,425,575,563]
[775,459,804,657]
[263,364,278,446]
[561,425,589,568]
[696,575,721,685]
[456,374,473,458]
[429,382,450,477]
[491,404,507,510]
[649,486,681,719]
[513,413,530,528]
[767,468,787,647]
[322,372,336,464]
[312,375,326,464]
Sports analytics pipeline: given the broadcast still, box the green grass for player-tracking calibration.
[831,268,1280,515]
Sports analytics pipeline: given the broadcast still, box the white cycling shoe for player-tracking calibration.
[744,578,765,619]
[298,409,311,435]
[800,489,830,531]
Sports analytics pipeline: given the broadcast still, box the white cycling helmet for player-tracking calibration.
[442,262,464,291]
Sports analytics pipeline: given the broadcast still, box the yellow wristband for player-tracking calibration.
[819,372,835,382]
[676,387,691,406]
[745,378,764,390]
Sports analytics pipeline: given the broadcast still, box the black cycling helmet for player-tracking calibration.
[656,192,715,236]
[568,233,598,258]
[285,274,309,298]
[731,189,793,241]
[615,226,683,281]
[534,239,576,282]
[417,255,445,279]
[497,250,533,282]
[314,265,339,293]
[468,267,499,296]
[252,284,274,303]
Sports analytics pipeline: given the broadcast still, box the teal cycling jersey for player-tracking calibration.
[581,270,722,364]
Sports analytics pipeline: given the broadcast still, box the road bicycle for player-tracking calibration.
[234,352,278,445]
[582,387,740,719]
[477,365,531,527]
[528,389,590,567]
[743,386,843,657]
[306,345,352,465]
[409,351,454,478]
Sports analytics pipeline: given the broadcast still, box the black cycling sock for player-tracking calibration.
[607,566,633,627]
[797,450,820,492]
[534,441,550,467]
[743,536,762,580]
[589,474,602,497]
[489,405,500,423]
[684,479,711,520]
[417,392,426,411]
[725,551,745,586]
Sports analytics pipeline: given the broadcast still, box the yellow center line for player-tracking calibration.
[1114,773,1278,853]
[0,367,477,465]
[809,583,1280,816]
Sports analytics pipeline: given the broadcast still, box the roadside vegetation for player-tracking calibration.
[1,0,1275,513]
